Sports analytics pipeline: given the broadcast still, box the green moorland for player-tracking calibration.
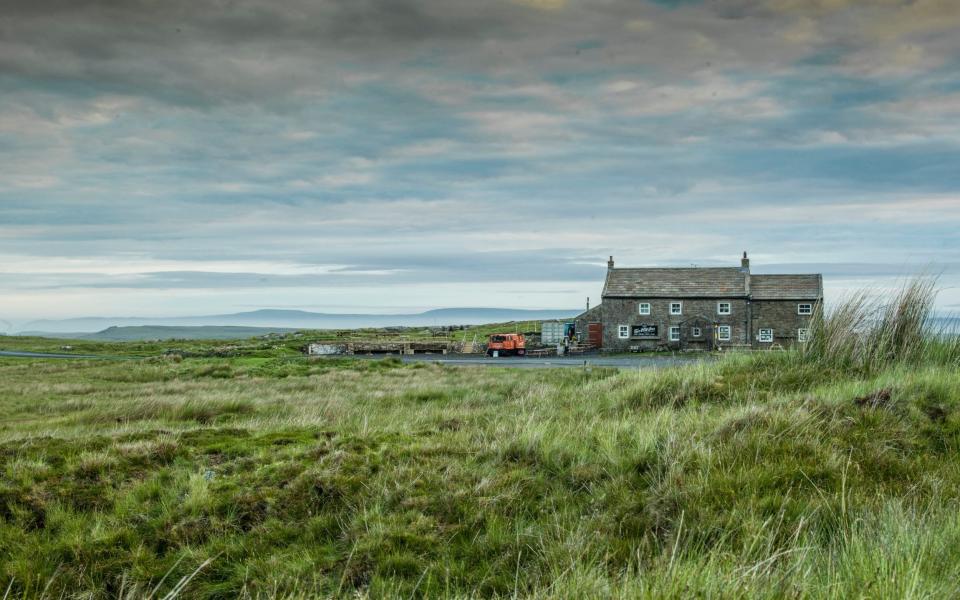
[0,319,547,357]
[1,282,960,598]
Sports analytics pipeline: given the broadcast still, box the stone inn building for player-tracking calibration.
[575,253,823,351]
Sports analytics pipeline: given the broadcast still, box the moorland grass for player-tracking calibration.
[1,282,959,598]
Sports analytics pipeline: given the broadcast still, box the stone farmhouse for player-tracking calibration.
[575,253,822,351]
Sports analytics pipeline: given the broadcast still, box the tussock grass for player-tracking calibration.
[803,277,960,373]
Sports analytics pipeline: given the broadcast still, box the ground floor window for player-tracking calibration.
[798,328,810,342]
[692,327,702,337]
[618,325,629,339]
[669,326,680,341]
[758,328,774,343]
[717,325,731,341]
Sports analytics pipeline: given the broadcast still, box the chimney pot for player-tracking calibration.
[607,255,615,269]
[741,251,750,271]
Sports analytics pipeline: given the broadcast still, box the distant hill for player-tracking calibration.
[18,308,582,334]
[18,325,300,341]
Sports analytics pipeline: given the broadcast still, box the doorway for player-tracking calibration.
[588,322,602,348]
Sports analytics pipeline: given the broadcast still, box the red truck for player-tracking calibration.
[486,333,526,357]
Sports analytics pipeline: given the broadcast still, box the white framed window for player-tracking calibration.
[638,302,651,315]
[758,329,774,343]
[669,326,680,341]
[692,327,702,337]
[618,325,629,339]
[798,328,810,343]
[798,303,813,315]
[717,302,731,315]
[670,302,682,315]
[717,325,731,341]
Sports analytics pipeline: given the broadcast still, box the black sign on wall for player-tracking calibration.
[631,324,658,338]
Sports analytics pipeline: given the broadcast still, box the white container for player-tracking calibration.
[541,321,564,344]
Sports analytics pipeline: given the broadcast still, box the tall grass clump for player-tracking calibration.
[803,277,958,373]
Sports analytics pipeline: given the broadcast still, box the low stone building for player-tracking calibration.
[575,253,822,351]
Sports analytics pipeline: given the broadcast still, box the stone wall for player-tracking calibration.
[750,300,819,347]
[573,304,603,344]
[600,297,750,351]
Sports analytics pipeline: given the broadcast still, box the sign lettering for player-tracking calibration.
[631,324,658,338]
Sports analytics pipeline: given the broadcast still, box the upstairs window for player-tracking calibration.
[758,329,774,343]
[638,302,651,315]
[798,328,810,343]
[618,325,629,339]
[670,302,682,315]
[717,325,731,341]
[798,303,813,315]
[717,302,731,315]
[669,326,680,341]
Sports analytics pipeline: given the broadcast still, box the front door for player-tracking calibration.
[588,322,602,348]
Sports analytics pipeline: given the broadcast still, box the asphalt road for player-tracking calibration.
[360,353,701,369]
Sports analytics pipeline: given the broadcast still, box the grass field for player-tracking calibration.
[0,318,549,358]
[1,284,959,598]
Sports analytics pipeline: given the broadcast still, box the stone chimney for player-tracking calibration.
[586,297,590,311]
[607,255,615,269]
[741,251,751,295]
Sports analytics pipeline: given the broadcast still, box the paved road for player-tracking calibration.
[357,353,703,369]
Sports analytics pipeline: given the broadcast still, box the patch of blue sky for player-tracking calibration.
[717,146,960,192]
[797,48,847,68]
[573,39,605,51]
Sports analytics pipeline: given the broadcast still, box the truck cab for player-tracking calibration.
[486,333,526,357]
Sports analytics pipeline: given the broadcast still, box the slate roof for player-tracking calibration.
[602,267,749,298]
[575,303,603,321]
[601,268,823,300]
[750,274,823,300]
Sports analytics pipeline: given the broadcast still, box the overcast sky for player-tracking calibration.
[2,0,960,323]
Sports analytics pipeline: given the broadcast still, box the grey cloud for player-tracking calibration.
[3,0,960,317]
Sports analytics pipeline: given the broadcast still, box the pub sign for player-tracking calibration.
[631,324,658,338]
